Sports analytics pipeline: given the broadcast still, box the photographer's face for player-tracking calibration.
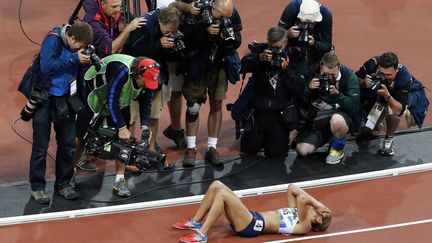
[320,65,339,81]
[67,36,87,51]
[101,0,122,18]
[377,66,398,82]
[211,5,233,19]
[270,39,288,51]
[160,21,180,36]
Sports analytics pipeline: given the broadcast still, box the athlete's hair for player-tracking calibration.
[311,214,332,232]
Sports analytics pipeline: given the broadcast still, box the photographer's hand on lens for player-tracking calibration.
[189,3,201,15]
[309,78,320,89]
[308,35,315,46]
[364,74,373,87]
[125,17,146,32]
[376,84,390,98]
[259,49,273,62]
[329,85,338,96]
[118,127,131,141]
[288,26,300,38]
[78,49,92,64]
[207,24,220,35]
[160,36,175,49]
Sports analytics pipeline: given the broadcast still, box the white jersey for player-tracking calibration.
[276,208,300,235]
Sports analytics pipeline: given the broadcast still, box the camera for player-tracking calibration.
[268,46,285,71]
[368,72,387,93]
[82,45,103,71]
[20,86,49,121]
[213,18,235,41]
[194,0,214,24]
[83,125,166,171]
[318,73,337,98]
[296,21,311,46]
[167,30,186,51]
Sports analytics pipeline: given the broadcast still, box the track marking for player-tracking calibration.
[264,218,432,242]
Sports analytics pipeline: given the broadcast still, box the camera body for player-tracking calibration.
[167,30,186,51]
[83,45,103,71]
[318,73,337,98]
[83,125,166,170]
[20,86,49,121]
[368,72,387,93]
[296,21,311,46]
[213,18,235,41]
[194,0,214,24]
[268,46,284,71]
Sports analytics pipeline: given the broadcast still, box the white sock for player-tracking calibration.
[207,137,218,149]
[115,174,124,182]
[186,136,196,149]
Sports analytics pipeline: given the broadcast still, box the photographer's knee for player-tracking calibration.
[296,143,315,156]
[186,102,201,122]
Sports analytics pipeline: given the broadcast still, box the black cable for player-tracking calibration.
[18,0,41,46]
[78,155,265,203]
[11,117,56,161]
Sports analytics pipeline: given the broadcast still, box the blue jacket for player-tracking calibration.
[39,25,81,96]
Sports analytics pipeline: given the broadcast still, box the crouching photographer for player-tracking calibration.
[356,52,429,156]
[237,26,307,158]
[296,52,360,164]
[82,54,160,197]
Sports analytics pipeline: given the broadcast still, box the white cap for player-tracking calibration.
[297,0,323,22]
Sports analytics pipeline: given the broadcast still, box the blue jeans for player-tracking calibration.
[29,100,76,191]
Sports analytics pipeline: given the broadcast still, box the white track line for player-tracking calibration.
[264,218,432,242]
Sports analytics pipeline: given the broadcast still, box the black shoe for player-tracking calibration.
[55,186,78,200]
[205,147,223,166]
[163,125,187,148]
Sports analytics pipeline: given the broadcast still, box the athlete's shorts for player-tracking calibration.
[230,211,265,237]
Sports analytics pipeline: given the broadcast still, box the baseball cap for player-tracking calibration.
[138,58,160,90]
[297,0,323,22]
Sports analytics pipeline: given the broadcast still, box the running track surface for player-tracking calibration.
[1,171,432,242]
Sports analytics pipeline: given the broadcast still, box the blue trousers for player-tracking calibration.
[29,100,76,191]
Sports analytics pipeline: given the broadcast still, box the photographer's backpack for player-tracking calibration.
[18,30,62,99]
[408,77,429,129]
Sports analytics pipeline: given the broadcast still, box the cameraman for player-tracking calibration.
[239,27,307,158]
[278,0,333,64]
[124,5,187,154]
[180,0,242,166]
[356,52,414,156]
[27,23,93,204]
[296,52,360,164]
[84,55,159,197]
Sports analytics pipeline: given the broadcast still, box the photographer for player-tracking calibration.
[239,27,307,158]
[26,23,93,204]
[278,0,333,65]
[83,55,159,197]
[123,5,186,154]
[356,52,420,156]
[180,0,242,166]
[296,52,360,164]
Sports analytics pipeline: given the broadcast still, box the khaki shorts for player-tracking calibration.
[182,66,227,104]
[380,106,416,128]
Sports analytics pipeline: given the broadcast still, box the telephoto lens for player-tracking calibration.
[20,99,40,121]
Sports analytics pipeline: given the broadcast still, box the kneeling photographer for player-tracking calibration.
[356,52,428,156]
[296,52,360,164]
[82,54,161,197]
[238,26,307,158]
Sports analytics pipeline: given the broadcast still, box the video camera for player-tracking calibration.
[295,21,311,46]
[20,86,49,121]
[167,30,186,51]
[82,45,103,71]
[213,17,235,41]
[318,73,337,98]
[368,72,388,94]
[83,125,166,171]
[194,0,214,24]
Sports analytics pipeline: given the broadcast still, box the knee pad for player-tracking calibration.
[186,103,201,122]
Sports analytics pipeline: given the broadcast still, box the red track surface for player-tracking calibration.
[1,171,432,242]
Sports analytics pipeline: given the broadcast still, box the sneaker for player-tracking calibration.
[204,147,223,166]
[183,148,197,167]
[113,178,131,197]
[31,190,50,204]
[76,154,97,172]
[163,125,187,148]
[179,231,208,243]
[379,137,395,156]
[326,147,344,164]
[55,186,78,200]
[172,218,202,230]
